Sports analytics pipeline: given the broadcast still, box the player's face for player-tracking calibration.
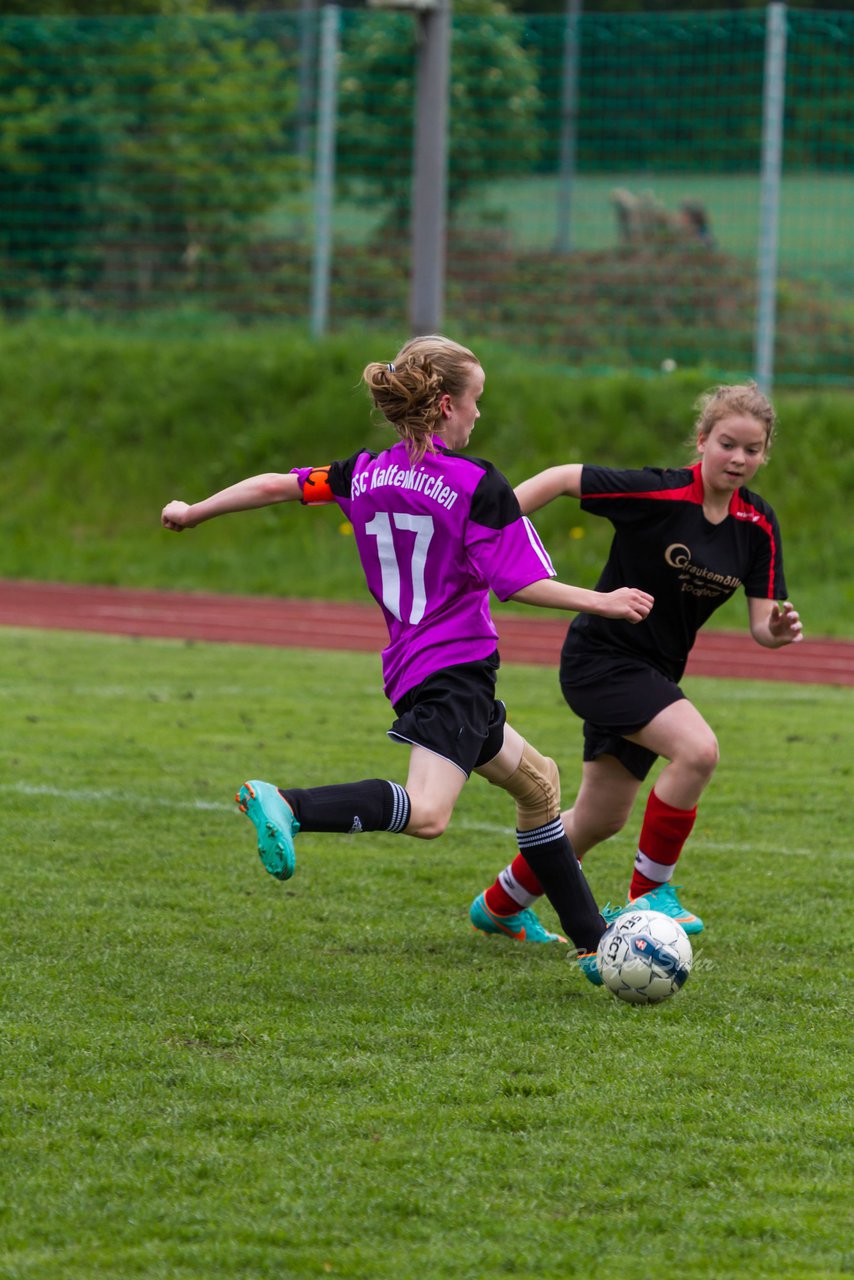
[697,414,768,494]
[439,364,484,450]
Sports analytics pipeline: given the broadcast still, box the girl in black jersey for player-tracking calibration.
[471,382,802,943]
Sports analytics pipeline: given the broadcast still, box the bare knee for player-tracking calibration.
[569,805,629,851]
[689,732,720,783]
[405,806,452,840]
[591,810,629,843]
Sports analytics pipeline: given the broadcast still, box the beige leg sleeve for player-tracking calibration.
[486,740,561,830]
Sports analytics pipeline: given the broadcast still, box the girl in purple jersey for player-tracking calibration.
[472,382,803,943]
[161,335,653,978]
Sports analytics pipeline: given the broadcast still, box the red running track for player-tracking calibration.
[1,578,852,687]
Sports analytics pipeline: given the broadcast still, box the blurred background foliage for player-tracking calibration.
[0,320,851,633]
[0,4,850,381]
[0,1,848,14]
[0,13,301,308]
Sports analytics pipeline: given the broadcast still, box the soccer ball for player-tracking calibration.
[596,909,692,1005]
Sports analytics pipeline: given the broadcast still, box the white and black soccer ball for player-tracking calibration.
[596,909,692,1005]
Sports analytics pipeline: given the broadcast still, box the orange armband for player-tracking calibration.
[301,465,334,506]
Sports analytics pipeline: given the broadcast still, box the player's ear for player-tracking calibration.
[439,393,453,419]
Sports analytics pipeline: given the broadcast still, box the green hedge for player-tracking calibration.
[1,316,851,635]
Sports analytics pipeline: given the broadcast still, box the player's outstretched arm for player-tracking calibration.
[510,579,653,623]
[161,472,302,531]
[514,465,583,515]
[748,598,803,648]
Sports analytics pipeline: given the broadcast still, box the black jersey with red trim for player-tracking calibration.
[564,462,787,681]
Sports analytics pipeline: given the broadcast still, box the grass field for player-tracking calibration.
[270,172,854,290]
[464,173,854,280]
[1,627,851,1278]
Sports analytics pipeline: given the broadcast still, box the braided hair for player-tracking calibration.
[363,335,480,463]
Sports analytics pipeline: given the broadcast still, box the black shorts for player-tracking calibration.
[559,651,685,782]
[388,651,507,777]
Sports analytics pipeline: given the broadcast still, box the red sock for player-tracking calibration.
[484,854,544,915]
[629,789,697,899]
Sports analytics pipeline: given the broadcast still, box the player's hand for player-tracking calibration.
[161,500,194,531]
[600,587,654,623]
[769,600,803,644]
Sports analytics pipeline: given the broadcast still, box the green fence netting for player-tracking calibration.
[0,7,851,382]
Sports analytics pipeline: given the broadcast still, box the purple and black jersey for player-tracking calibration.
[293,439,555,704]
[565,462,787,682]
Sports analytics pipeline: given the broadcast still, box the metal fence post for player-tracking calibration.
[410,0,451,335]
[311,3,339,338]
[555,0,583,254]
[297,0,319,162]
[755,2,787,393]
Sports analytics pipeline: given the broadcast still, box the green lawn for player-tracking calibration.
[1,628,851,1278]
[269,171,854,286]
[463,172,854,275]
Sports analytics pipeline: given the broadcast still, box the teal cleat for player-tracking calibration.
[576,951,603,986]
[628,882,704,935]
[469,892,567,944]
[236,780,300,881]
[601,901,633,926]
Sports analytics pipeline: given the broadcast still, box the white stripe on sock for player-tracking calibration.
[498,865,537,909]
[386,781,411,833]
[516,817,565,849]
[634,850,675,882]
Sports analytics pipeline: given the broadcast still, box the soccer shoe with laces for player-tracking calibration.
[236,780,300,881]
[601,901,633,926]
[469,892,567,944]
[628,882,704,934]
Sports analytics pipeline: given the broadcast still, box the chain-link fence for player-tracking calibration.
[0,6,851,384]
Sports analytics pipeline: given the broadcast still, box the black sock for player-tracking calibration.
[516,819,605,952]
[279,779,410,835]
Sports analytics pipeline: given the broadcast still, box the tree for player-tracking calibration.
[0,11,302,307]
[335,0,543,237]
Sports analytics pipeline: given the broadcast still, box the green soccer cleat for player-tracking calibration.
[628,882,704,935]
[469,892,567,944]
[576,951,603,986]
[236,780,300,881]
